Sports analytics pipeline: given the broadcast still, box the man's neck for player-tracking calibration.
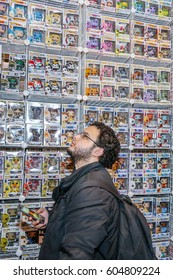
[75,159,99,170]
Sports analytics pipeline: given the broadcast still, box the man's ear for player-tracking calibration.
[92,147,104,157]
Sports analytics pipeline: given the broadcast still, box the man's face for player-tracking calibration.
[67,126,100,164]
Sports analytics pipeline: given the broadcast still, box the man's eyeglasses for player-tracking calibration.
[80,132,99,147]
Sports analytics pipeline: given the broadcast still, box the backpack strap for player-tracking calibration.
[82,180,123,202]
[82,180,135,207]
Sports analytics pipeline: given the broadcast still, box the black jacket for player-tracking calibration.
[39,162,119,260]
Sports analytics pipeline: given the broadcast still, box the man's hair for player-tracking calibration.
[90,121,121,168]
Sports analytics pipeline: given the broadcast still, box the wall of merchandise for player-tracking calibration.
[0,0,173,260]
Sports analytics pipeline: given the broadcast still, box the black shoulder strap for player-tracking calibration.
[82,180,123,203]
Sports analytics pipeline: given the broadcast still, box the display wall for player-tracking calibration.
[0,0,172,259]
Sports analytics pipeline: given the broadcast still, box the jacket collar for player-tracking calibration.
[52,161,103,202]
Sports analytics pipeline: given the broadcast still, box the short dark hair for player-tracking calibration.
[90,121,121,168]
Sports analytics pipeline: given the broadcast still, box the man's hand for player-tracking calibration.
[29,208,49,229]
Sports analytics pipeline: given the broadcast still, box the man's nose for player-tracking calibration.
[74,134,80,140]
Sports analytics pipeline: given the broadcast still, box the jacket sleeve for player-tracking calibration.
[58,186,118,259]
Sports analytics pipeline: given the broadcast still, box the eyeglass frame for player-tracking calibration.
[80,132,99,147]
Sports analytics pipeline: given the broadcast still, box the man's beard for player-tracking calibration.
[67,145,95,164]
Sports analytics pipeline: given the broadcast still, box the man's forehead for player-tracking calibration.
[85,125,99,135]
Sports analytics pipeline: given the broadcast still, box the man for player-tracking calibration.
[32,121,121,259]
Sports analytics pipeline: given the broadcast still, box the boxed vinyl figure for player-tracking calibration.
[46,6,62,28]
[8,21,27,43]
[26,102,44,124]
[143,154,157,175]
[130,108,144,128]
[1,203,20,227]
[144,86,157,103]
[44,104,60,124]
[157,175,170,193]
[156,217,170,239]
[116,63,129,83]
[0,227,19,253]
[113,153,128,175]
[3,175,22,198]
[100,82,114,98]
[6,124,24,146]
[116,19,130,38]
[130,85,144,101]
[155,241,170,259]
[45,28,62,49]
[0,101,6,122]
[145,23,158,41]
[114,108,129,128]
[132,20,145,40]
[27,75,45,95]
[115,128,128,148]
[147,217,156,237]
[28,51,46,75]
[158,25,170,42]
[23,174,42,197]
[143,129,157,148]
[0,0,9,21]
[61,126,77,147]
[5,151,24,175]
[25,151,43,174]
[86,32,101,51]
[158,68,170,84]
[132,40,145,58]
[131,65,144,84]
[45,77,61,96]
[63,9,79,30]
[86,59,100,80]
[130,128,143,147]
[143,175,157,194]
[101,0,115,12]
[84,106,98,126]
[129,174,143,194]
[62,104,78,125]
[143,109,157,128]
[62,78,78,97]
[60,151,74,176]
[115,38,130,57]
[154,196,170,217]
[100,61,115,81]
[42,175,59,197]
[62,56,78,77]
[63,30,78,49]
[158,87,170,102]
[115,84,129,100]
[44,125,60,146]
[28,3,46,24]
[6,101,24,123]
[144,67,157,85]
[157,153,170,175]
[158,43,171,61]
[9,0,27,20]
[46,54,62,77]
[98,107,113,126]
[101,15,115,36]
[1,71,21,93]
[116,0,130,11]
[132,197,154,217]
[43,152,60,174]
[86,11,101,34]
[85,81,100,97]
[130,153,143,173]
[157,129,171,148]
[113,174,128,194]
